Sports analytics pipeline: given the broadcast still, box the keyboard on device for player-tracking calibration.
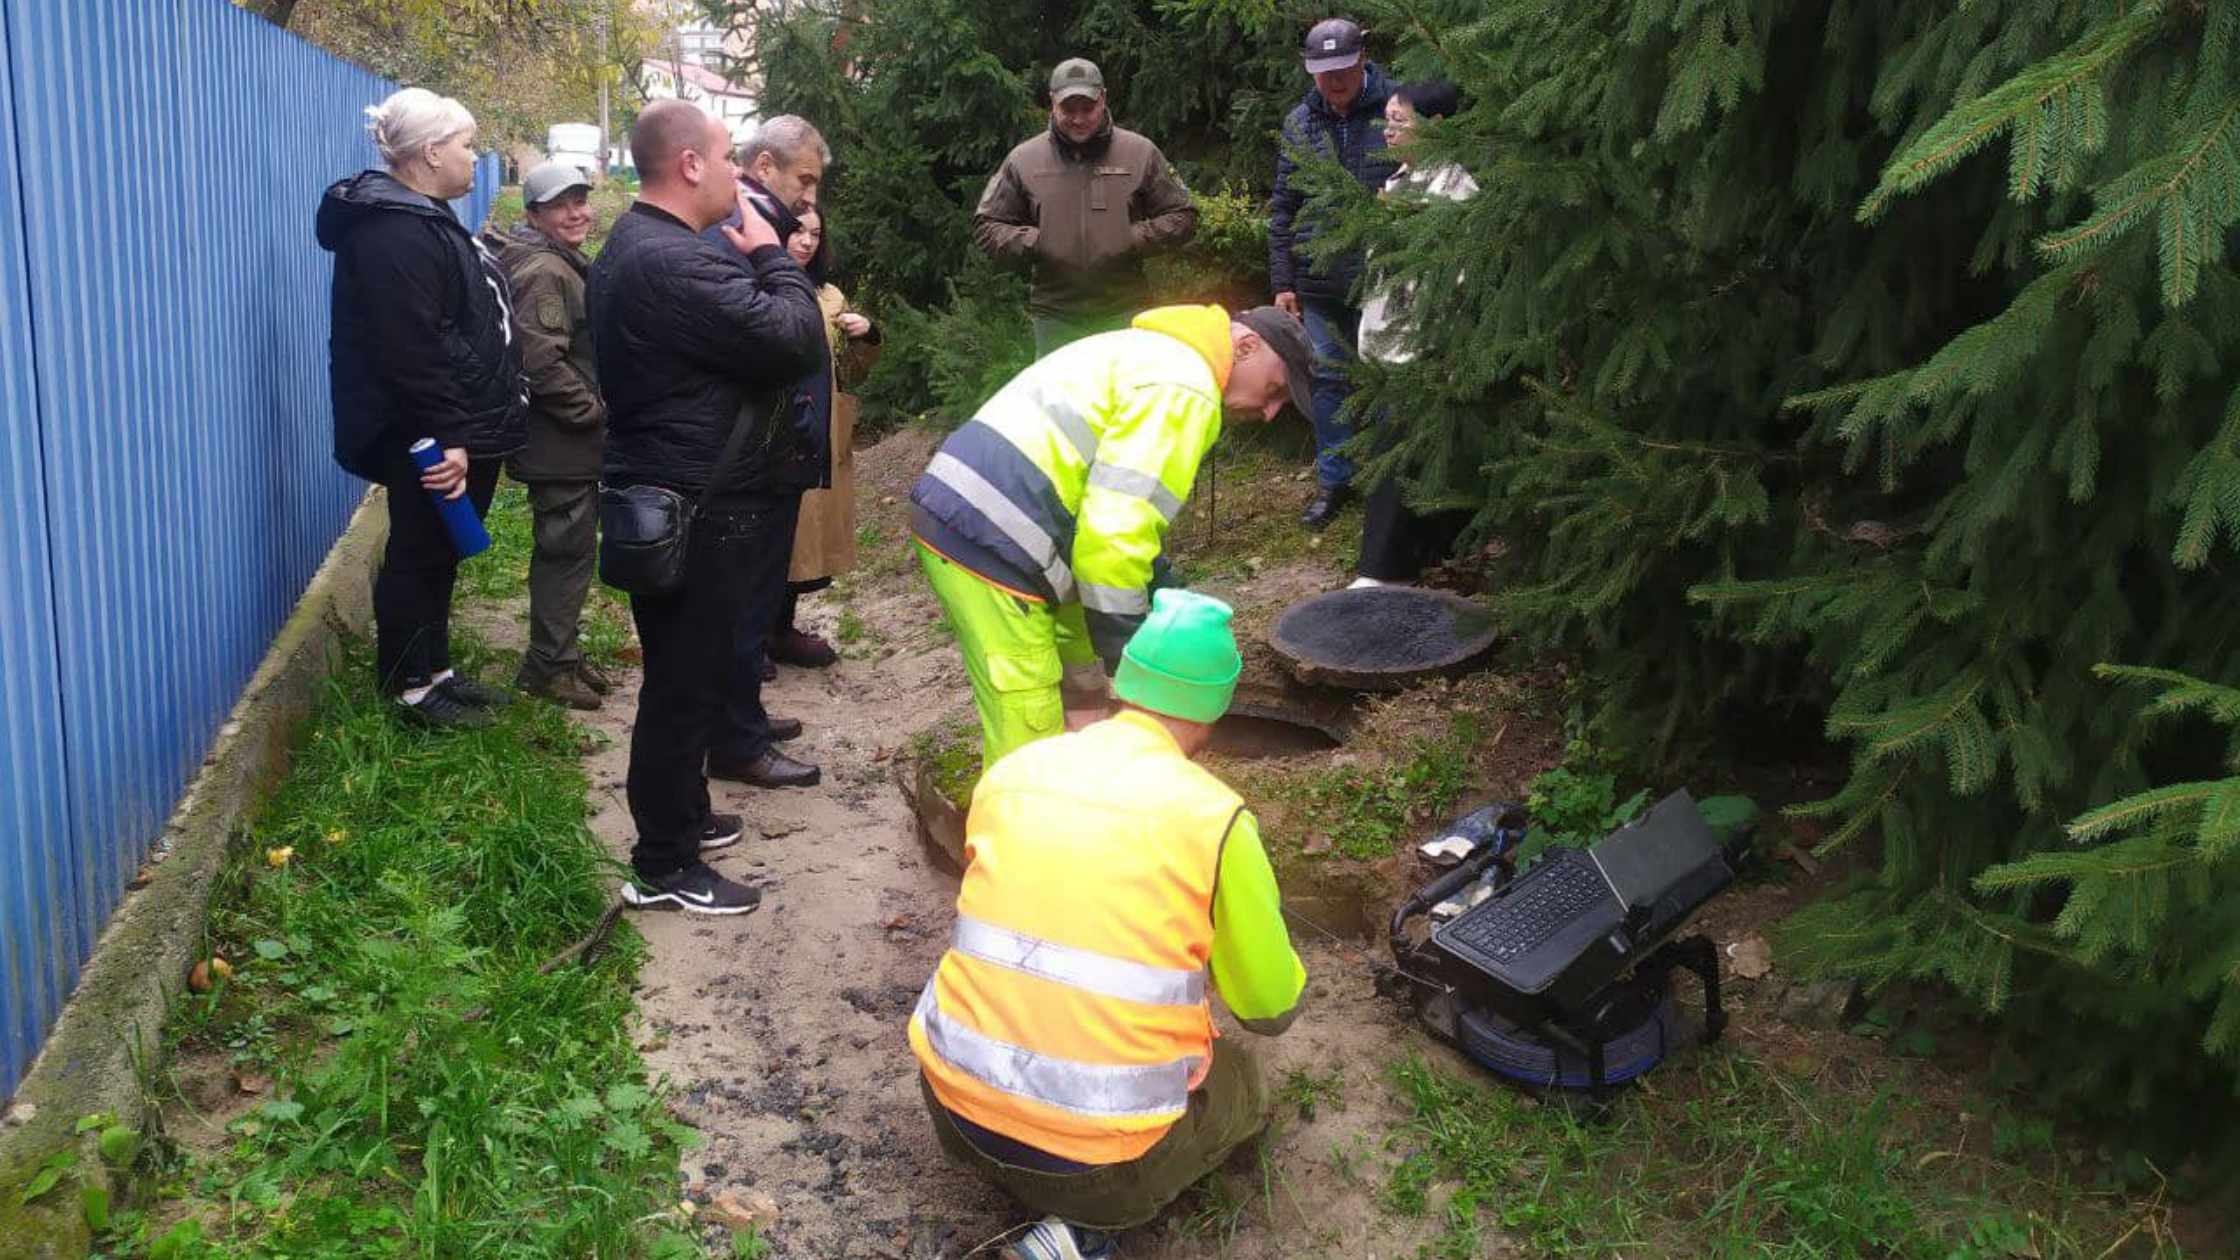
[1443,853,1612,962]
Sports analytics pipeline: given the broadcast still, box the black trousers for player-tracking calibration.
[374,445,501,694]
[627,495,796,879]
[714,492,803,765]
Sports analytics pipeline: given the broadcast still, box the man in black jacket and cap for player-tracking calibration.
[1269,17,1396,532]
[591,100,826,915]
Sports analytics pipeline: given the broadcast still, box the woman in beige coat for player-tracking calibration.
[770,205,882,669]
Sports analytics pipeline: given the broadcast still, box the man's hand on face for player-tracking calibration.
[721,190,783,255]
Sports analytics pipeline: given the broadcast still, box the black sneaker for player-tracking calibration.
[440,675,514,709]
[397,685,495,731]
[621,863,762,915]
[699,812,745,852]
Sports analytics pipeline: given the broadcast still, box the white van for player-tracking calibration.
[546,123,602,178]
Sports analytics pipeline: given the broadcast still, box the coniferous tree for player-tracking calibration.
[1281,0,2240,1154]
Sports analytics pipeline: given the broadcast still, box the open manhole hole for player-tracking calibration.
[1210,711,1343,759]
[1208,682,1353,760]
[1270,586,1500,692]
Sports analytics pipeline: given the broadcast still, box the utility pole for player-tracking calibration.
[596,3,612,177]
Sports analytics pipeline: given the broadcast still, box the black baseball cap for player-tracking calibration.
[1235,306,1316,420]
[1302,18,1365,74]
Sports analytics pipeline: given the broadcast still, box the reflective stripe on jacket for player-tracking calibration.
[908,304,1233,666]
[909,712,1271,1164]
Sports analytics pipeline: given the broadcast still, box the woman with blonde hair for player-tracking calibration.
[317,87,526,729]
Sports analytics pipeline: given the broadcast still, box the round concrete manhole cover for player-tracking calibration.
[1270,587,1500,691]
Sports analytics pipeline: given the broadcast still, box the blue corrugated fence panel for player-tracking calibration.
[0,0,498,1101]
[0,0,82,1104]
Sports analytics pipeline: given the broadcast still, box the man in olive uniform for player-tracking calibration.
[975,58,1199,356]
[484,162,610,710]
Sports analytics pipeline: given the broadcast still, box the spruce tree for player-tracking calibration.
[1281,0,2240,1155]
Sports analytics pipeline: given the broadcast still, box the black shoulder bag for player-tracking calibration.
[596,399,764,597]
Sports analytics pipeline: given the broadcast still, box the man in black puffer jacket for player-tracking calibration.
[592,100,826,916]
[1269,17,1396,531]
[318,94,527,729]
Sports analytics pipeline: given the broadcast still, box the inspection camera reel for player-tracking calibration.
[1386,802,1729,1104]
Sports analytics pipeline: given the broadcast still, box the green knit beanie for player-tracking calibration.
[1113,589,1243,725]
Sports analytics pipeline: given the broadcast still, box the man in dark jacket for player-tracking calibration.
[486,163,608,711]
[1269,17,1395,530]
[974,58,1199,356]
[590,100,826,916]
[317,133,527,726]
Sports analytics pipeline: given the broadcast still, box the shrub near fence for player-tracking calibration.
[0,0,498,1100]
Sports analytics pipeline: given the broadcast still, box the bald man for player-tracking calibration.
[589,101,828,915]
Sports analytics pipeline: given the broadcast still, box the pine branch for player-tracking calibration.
[2036,97,2240,307]
[1859,5,2166,222]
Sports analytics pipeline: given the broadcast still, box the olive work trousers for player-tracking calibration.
[920,1041,1268,1232]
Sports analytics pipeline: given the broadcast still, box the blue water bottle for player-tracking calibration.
[408,438,492,559]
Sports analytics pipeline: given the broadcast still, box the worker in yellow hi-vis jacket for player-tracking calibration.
[908,303,1314,764]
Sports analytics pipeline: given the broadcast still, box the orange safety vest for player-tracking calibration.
[908,712,1244,1164]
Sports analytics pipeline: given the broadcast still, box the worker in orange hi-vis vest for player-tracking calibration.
[908,590,1306,1260]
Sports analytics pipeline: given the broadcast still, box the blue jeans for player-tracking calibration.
[1301,299,1362,490]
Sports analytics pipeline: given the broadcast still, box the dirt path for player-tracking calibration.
[561,432,1455,1259]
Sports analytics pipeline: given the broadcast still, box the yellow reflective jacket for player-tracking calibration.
[909,711,1306,1165]
[908,304,1232,665]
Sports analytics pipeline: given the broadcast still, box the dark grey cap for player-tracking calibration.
[1050,57,1105,103]
[1302,18,1365,74]
[522,161,592,207]
[1235,306,1316,420]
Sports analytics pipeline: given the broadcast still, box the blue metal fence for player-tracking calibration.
[0,0,501,1100]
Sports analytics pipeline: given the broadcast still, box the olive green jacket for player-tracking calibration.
[482,225,604,482]
[973,122,1197,319]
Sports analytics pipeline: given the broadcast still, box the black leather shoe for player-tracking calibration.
[708,748,821,789]
[766,716,804,742]
[771,629,840,668]
[1300,485,1353,531]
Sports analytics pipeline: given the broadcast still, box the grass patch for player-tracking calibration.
[1378,1051,2176,1259]
[98,482,699,1255]
[458,480,634,673]
[1263,713,1480,860]
[908,719,983,805]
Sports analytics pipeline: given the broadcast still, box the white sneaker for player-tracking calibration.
[1002,1216,1116,1260]
[1348,576,1392,590]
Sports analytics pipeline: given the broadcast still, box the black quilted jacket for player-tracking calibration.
[588,202,825,497]
[1268,64,1398,307]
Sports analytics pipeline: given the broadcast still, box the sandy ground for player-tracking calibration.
[553,432,1463,1259]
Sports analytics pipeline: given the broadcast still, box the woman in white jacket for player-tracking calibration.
[1353,80,1479,588]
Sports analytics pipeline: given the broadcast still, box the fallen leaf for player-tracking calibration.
[128,866,154,890]
[211,957,234,981]
[233,1070,271,1096]
[1727,936,1774,981]
[264,846,295,869]
[2,1102,36,1127]
[1301,833,1334,856]
[187,961,214,993]
[703,1188,781,1233]
[324,828,348,846]
[881,914,913,932]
